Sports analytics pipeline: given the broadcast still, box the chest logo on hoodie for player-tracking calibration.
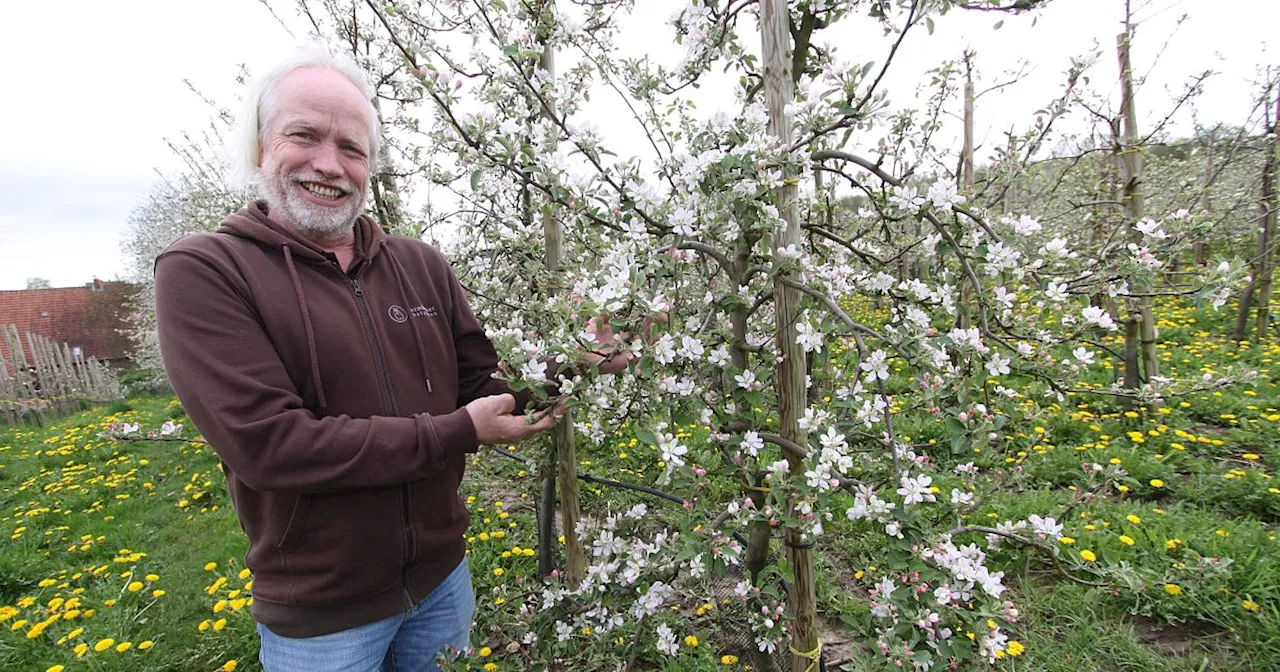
[388,304,439,323]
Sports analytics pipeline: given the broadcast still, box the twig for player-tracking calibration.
[945,525,1110,588]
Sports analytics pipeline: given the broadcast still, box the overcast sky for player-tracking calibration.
[2,0,1277,290]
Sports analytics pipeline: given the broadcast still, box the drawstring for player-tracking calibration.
[282,245,329,414]
[385,242,435,393]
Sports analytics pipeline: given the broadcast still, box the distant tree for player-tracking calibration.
[120,121,246,390]
[25,277,50,290]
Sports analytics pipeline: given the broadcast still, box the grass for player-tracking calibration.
[1,298,1279,670]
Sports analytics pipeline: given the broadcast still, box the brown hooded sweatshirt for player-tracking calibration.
[154,201,530,638]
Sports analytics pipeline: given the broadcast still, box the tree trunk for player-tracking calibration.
[1234,280,1256,342]
[760,3,819,670]
[1197,138,1214,266]
[1253,81,1280,342]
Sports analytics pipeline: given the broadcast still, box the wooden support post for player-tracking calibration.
[1116,25,1159,389]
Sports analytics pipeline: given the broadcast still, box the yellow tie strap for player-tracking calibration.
[789,641,822,672]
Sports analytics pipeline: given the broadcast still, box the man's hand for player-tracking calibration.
[464,393,558,445]
[583,315,639,374]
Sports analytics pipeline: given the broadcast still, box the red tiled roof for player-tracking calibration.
[0,282,139,365]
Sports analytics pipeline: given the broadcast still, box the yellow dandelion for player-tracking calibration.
[685,635,699,647]
[1080,550,1097,562]
[1150,479,1164,488]
[1165,584,1182,596]
[94,638,115,652]
[1120,535,1135,546]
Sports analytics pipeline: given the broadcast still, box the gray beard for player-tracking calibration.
[257,171,365,243]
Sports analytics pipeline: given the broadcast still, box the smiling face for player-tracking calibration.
[256,66,373,242]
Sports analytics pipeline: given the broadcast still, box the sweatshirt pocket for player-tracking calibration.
[281,488,405,606]
[275,493,311,551]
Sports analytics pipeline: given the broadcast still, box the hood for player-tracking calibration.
[216,200,387,265]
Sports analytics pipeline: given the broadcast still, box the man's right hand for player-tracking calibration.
[464,393,558,445]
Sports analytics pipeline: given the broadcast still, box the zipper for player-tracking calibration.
[350,276,396,417]
[348,272,416,608]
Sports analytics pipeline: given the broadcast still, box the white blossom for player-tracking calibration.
[897,473,936,506]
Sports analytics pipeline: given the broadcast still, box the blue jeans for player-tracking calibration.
[257,558,476,672]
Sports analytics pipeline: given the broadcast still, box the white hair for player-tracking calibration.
[228,42,380,190]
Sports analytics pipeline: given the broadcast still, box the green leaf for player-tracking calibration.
[926,17,935,35]
[470,169,483,190]
[636,427,656,445]
[994,19,1004,30]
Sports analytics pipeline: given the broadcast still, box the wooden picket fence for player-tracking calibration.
[0,323,121,426]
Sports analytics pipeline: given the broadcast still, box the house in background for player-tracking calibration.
[0,278,140,369]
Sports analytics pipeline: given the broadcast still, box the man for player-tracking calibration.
[155,44,623,672]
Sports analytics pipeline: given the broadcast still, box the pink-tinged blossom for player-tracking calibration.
[1081,306,1118,330]
[1028,515,1063,540]
[1010,214,1042,235]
